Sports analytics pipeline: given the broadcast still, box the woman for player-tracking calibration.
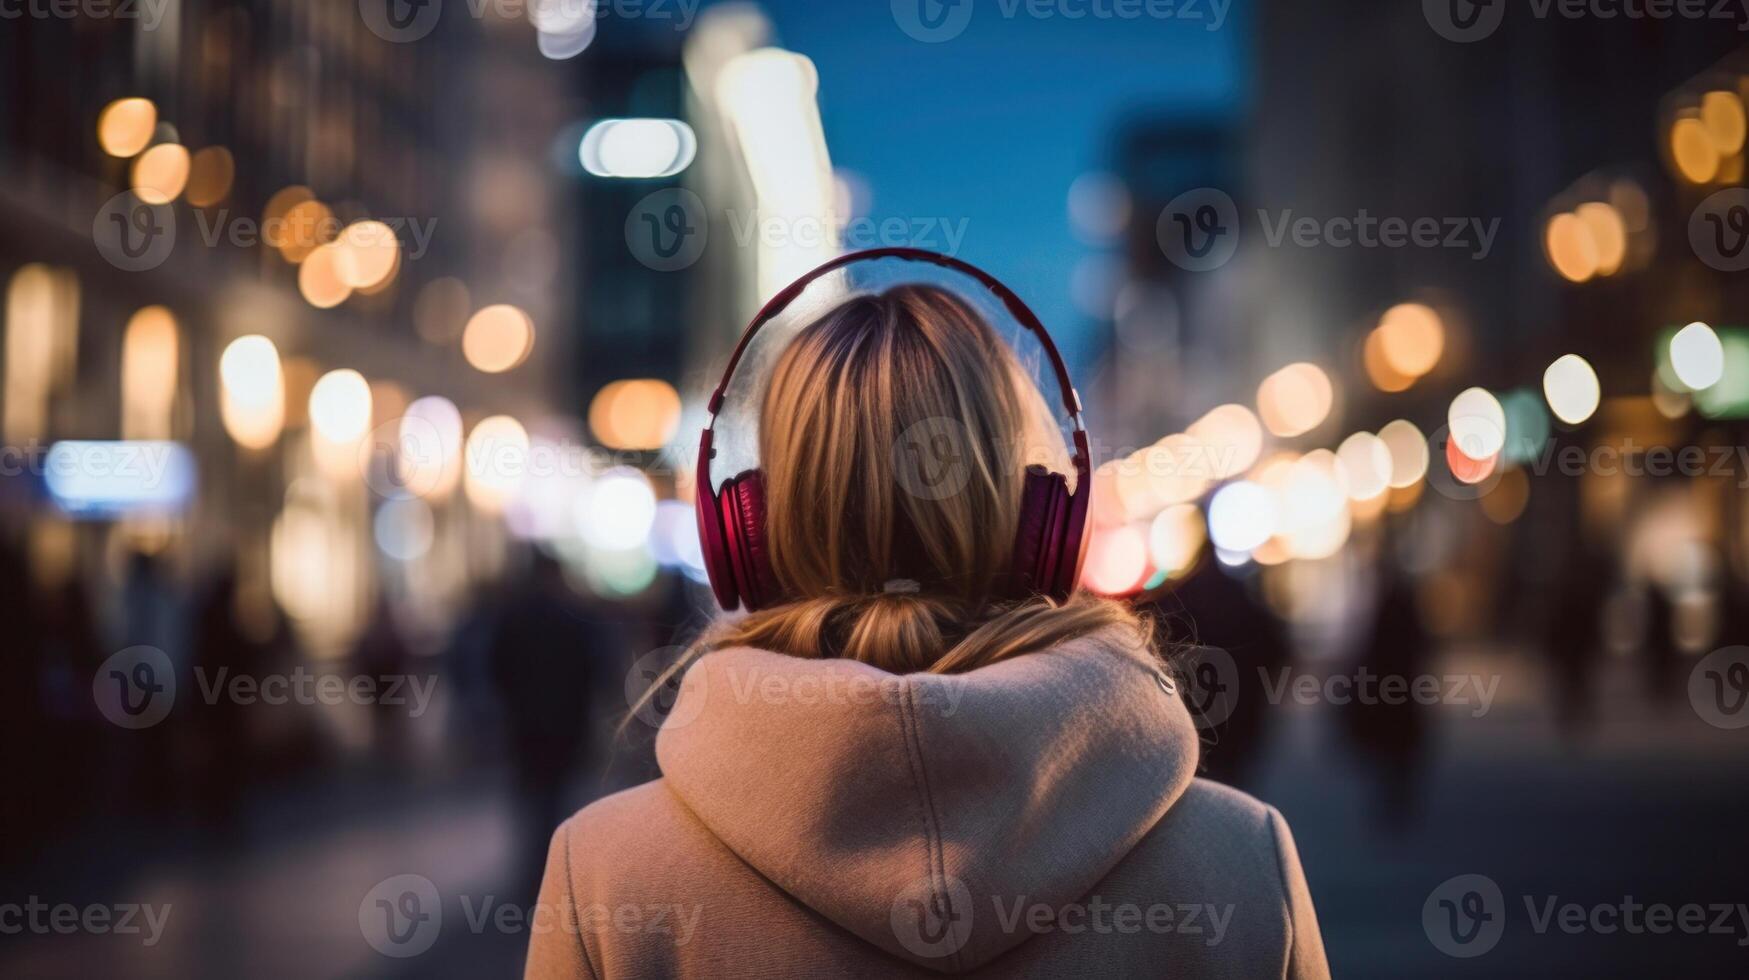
[526,265,1328,978]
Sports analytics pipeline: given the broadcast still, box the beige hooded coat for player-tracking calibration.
[526,627,1329,978]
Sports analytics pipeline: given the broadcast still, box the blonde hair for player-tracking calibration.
[695,284,1146,675]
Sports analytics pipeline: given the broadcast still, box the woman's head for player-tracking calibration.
[759,284,1059,604]
[690,283,1144,675]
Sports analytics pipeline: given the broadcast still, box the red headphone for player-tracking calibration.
[694,248,1093,612]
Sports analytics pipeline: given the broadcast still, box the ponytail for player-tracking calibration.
[695,589,1150,677]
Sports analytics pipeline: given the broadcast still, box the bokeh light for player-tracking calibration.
[1148,503,1205,579]
[588,379,684,451]
[650,499,708,581]
[1670,321,1724,391]
[507,438,592,542]
[185,147,235,207]
[1141,434,1212,510]
[1207,481,1276,554]
[463,305,535,374]
[531,0,599,59]
[218,336,285,450]
[1500,388,1551,464]
[97,98,157,157]
[374,498,436,561]
[1257,362,1334,438]
[1448,386,1506,460]
[1280,450,1350,560]
[1671,114,1722,184]
[1445,434,1499,485]
[464,415,530,514]
[335,221,402,291]
[1575,202,1628,276]
[575,468,658,551]
[580,118,698,178]
[1363,328,1415,393]
[309,369,373,446]
[399,396,465,499]
[1695,328,1749,419]
[298,242,353,309]
[1336,431,1391,501]
[1081,524,1148,595]
[1186,403,1264,479]
[263,186,314,253]
[1545,211,1599,282]
[1543,354,1601,425]
[131,143,191,204]
[121,306,179,441]
[1378,419,1429,489]
[280,199,336,264]
[1375,303,1444,379]
[1701,89,1748,156]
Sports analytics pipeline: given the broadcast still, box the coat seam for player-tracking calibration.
[897,679,959,972]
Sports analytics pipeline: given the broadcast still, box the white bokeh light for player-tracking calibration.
[1447,387,1506,461]
[575,468,658,551]
[1670,321,1724,391]
[1207,481,1276,554]
[1542,354,1601,425]
[1336,431,1392,501]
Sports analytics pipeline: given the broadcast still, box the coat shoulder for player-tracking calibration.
[1139,777,1294,888]
[555,779,714,885]
[1115,777,1328,980]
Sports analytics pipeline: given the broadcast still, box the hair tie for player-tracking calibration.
[882,578,921,595]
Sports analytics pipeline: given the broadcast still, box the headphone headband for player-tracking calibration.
[704,247,1084,425]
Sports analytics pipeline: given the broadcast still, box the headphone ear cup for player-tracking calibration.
[1054,457,1092,598]
[724,471,780,611]
[1011,465,1069,599]
[696,453,741,612]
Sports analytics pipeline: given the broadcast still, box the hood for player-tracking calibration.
[655,626,1200,973]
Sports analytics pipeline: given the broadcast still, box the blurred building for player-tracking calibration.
[0,1,570,658]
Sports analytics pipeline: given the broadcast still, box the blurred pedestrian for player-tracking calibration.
[350,591,418,760]
[1641,582,1681,704]
[488,550,621,901]
[1337,543,1431,831]
[1546,516,1611,738]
